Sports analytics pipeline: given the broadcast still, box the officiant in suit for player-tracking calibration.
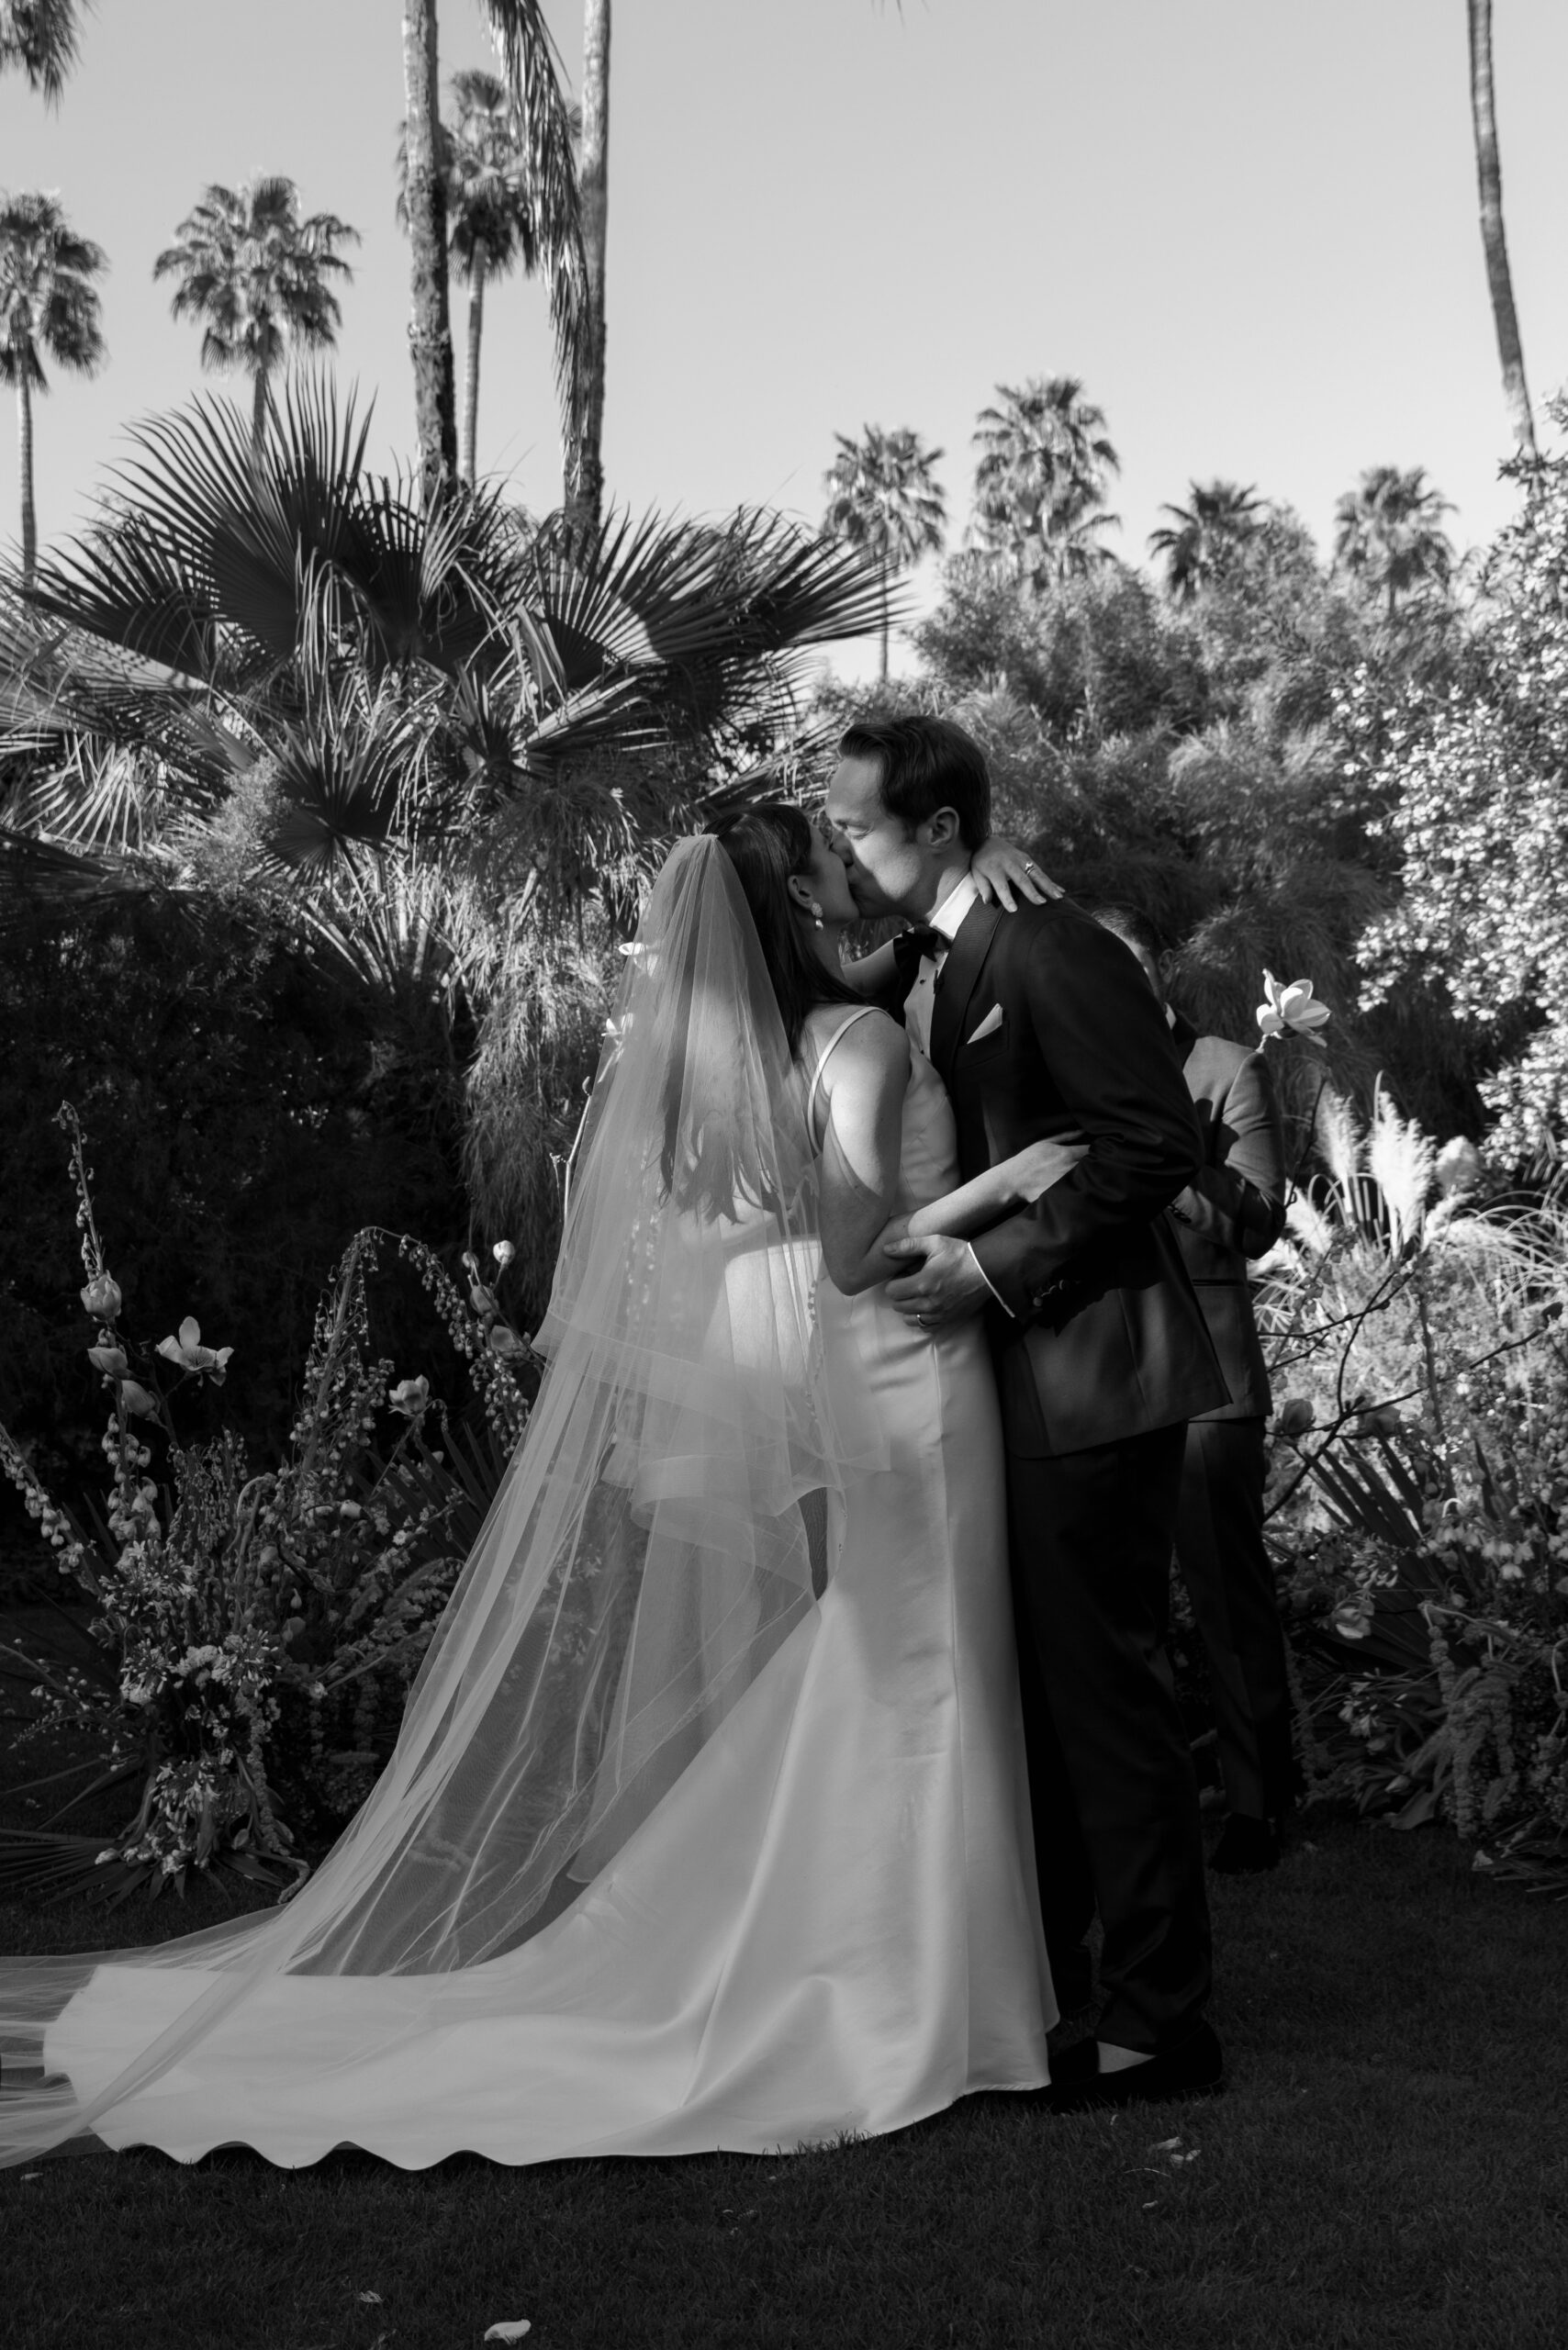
[825,714,1230,2110]
[1089,904,1294,1874]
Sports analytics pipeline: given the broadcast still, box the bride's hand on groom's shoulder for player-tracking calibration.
[969,837,1063,914]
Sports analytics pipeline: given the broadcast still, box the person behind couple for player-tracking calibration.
[823,713,1230,2102]
[1088,902,1294,1876]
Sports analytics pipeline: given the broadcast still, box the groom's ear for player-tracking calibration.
[920,807,962,850]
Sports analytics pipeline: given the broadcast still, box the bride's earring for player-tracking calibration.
[811,901,825,930]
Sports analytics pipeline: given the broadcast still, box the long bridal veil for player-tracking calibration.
[0,834,865,2166]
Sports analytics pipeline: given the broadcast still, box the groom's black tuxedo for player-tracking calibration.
[925,895,1229,1449]
[898,890,1225,2058]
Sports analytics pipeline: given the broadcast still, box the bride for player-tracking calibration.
[0,810,1083,2170]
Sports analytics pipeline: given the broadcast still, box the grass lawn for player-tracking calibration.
[2,1812,1565,2350]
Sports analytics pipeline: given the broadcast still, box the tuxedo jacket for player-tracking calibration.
[912,895,1229,1458]
[1165,1015,1288,1424]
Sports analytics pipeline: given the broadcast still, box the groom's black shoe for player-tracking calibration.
[1209,1814,1282,1874]
[1047,2020,1225,2114]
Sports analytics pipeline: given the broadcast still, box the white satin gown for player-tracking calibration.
[47,1018,1056,2165]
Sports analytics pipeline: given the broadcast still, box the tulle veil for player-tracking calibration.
[0,834,869,2166]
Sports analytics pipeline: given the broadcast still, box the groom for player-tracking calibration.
[824,713,1231,2108]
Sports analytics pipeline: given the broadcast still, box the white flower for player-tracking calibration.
[483,2326,531,2344]
[487,1325,529,1360]
[1257,972,1331,1046]
[156,1316,233,1383]
[87,1344,129,1379]
[119,1379,159,1419]
[80,1272,122,1319]
[1433,1136,1484,1194]
[491,1239,516,1270]
[1332,1596,1374,1641]
[388,1375,431,1418]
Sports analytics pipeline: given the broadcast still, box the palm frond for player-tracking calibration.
[481,0,588,439]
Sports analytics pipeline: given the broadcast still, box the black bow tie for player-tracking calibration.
[890,925,946,993]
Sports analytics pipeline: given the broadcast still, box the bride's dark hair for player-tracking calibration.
[707,802,860,1055]
[657,806,862,1220]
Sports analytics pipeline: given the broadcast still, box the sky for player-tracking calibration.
[5,0,1568,675]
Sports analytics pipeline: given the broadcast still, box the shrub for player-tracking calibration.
[1257,1090,1568,1891]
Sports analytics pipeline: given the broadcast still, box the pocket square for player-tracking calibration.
[965,1005,1004,1046]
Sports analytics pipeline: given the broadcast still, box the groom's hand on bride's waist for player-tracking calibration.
[884,1235,991,1328]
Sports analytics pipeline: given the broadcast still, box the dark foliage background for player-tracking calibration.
[0,889,469,1561]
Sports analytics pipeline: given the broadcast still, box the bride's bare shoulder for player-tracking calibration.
[800,1004,908,1098]
[799,1002,904,1053]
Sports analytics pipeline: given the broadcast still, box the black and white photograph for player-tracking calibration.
[2,5,1566,2345]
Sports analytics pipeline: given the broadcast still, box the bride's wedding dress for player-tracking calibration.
[6,844,1053,2169]
[42,1027,1054,2165]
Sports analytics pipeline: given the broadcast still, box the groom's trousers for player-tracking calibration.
[1006,1421,1213,2055]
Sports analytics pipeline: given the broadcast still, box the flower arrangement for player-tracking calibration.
[0,1106,535,1900]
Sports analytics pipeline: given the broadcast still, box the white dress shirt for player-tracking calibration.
[904,867,981,1057]
[899,867,1014,1317]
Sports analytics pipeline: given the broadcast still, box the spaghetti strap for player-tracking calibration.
[805,1004,885,1135]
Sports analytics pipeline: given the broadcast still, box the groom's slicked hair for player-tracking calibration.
[837,714,991,851]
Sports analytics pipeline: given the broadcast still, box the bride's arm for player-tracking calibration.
[870,1136,1089,1263]
[836,840,1062,996]
[814,1013,913,1295]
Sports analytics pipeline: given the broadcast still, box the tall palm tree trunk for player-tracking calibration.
[17,367,36,588]
[464,240,488,489]
[879,575,890,683]
[402,0,458,501]
[568,0,610,536]
[1468,0,1539,464]
[251,366,270,457]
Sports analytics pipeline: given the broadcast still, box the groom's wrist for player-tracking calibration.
[964,1243,1015,1318]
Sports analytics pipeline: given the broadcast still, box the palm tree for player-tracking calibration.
[400,2,583,509]
[7,381,893,877]
[1148,480,1264,600]
[0,190,106,587]
[823,425,946,679]
[1468,0,1538,464]
[971,375,1120,586]
[402,0,457,499]
[0,0,80,101]
[567,0,610,538]
[398,71,557,489]
[1332,466,1455,620]
[153,178,358,452]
